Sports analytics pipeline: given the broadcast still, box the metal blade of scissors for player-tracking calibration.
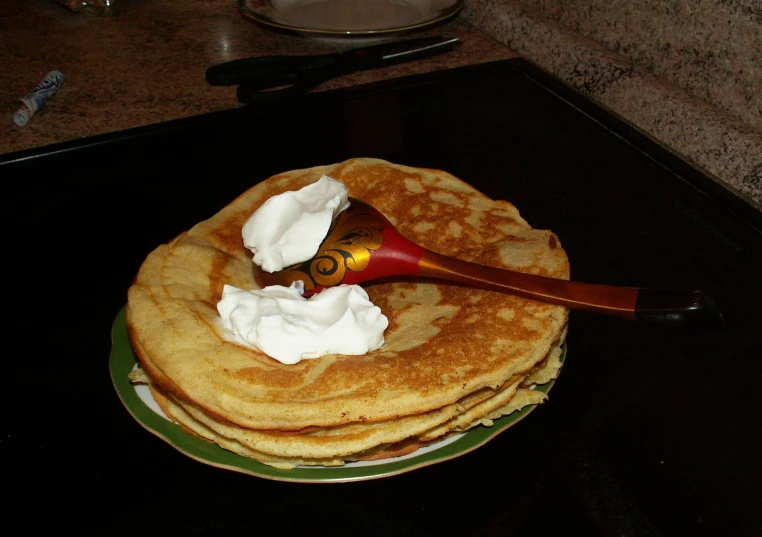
[207,36,459,88]
[225,36,460,103]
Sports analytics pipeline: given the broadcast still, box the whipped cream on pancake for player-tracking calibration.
[242,174,350,273]
[217,281,388,365]
[219,175,388,363]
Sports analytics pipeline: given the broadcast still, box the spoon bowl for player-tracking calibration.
[258,198,724,330]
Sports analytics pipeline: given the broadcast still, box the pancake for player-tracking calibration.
[126,157,569,468]
[130,336,562,468]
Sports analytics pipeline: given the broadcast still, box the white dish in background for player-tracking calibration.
[238,0,464,38]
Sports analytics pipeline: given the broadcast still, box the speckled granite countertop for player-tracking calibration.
[1,0,760,211]
[0,1,513,153]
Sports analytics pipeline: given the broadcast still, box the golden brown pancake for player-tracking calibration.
[126,158,569,468]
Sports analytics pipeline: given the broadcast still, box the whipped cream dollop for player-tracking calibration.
[217,281,389,365]
[242,175,350,273]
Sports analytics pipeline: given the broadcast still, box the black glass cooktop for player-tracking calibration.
[4,59,761,537]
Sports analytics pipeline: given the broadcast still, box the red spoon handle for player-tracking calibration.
[418,248,638,318]
[417,248,723,329]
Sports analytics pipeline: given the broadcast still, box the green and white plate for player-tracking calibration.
[110,306,565,483]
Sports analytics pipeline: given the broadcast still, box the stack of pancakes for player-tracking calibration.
[126,158,569,468]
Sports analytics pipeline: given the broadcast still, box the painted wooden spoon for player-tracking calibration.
[257,198,724,330]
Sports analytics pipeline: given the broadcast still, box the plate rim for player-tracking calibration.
[237,0,465,38]
[110,305,565,483]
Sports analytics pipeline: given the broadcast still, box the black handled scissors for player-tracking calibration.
[206,36,460,104]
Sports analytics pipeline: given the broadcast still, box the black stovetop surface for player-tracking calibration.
[5,59,761,537]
